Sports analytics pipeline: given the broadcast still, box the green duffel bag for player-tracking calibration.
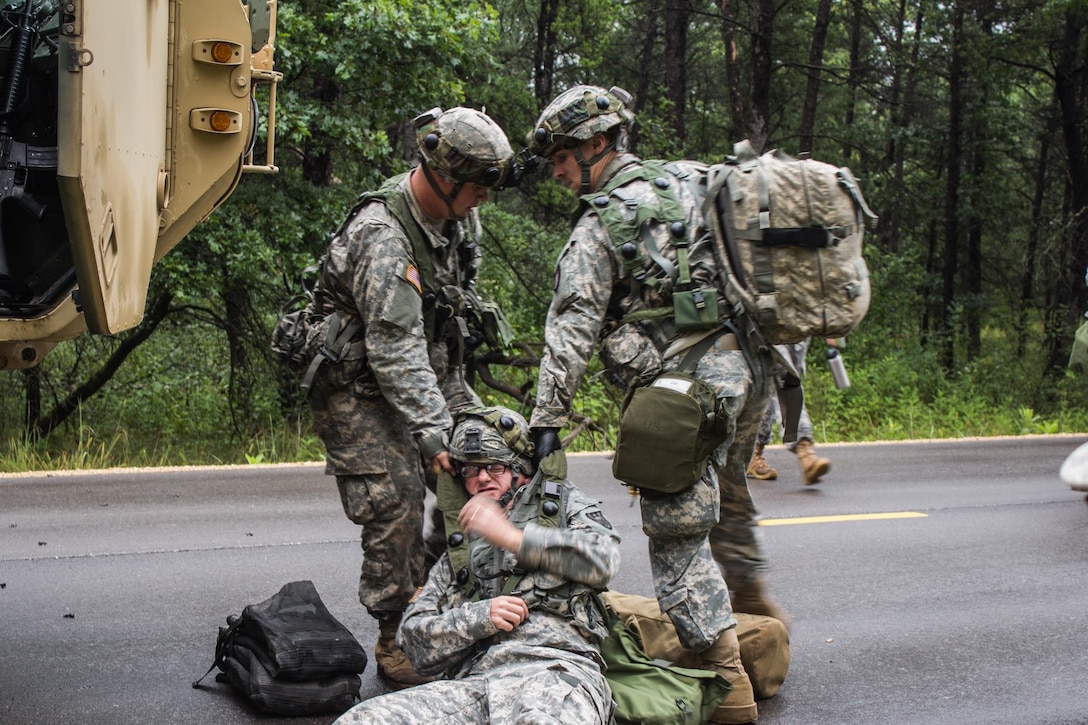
[600,602,731,725]
[602,590,790,701]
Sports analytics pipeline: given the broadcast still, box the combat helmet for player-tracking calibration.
[527,86,633,181]
[527,85,634,194]
[448,405,534,477]
[414,107,517,219]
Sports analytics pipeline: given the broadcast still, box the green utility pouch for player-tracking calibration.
[672,287,720,332]
[612,333,730,494]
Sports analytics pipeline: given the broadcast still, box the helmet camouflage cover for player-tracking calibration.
[415,107,517,189]
[448,406,534,468]
[528,85,635,157]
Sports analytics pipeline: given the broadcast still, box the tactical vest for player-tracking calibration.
[273,175,486,392]
[438,470,588,618]
[354,172,477,343]
[581,160,722,338]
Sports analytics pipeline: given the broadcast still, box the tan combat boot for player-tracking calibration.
[731,577,790,631]
[374,615,433,689]
[794,438,830,485]
[746,443,778,480]
[703,627,758,724]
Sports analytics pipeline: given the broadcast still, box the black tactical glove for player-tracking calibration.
[531,427,561,468]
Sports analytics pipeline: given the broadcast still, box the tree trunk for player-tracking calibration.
[749,0,774,152]
[940,5,965,372]
[719,0,744,142]
[842,0,862,162]
[532,0,560,108]
[1018,130,1052,357]
[632,0,661,152]
[1050,5,1088,376]
[663,0,691,145]
[224,284,253,439]
[22,364,40,440]
[882,0,925,253]
[798,0,832,154]
[966,148,984,362]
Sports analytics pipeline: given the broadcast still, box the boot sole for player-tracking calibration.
[709,687,758,724]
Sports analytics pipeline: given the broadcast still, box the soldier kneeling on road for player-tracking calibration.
[333,406,621,724]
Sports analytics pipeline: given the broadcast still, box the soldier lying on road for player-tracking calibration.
[333,406,621,724]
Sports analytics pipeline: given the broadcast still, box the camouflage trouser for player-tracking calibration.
[640,347,771,651]
[312,388,428,619]
[336,470,426,619]
[332,653,611,724]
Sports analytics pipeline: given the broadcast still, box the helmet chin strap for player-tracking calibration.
[571,141,616,195]
[421,163,467,221]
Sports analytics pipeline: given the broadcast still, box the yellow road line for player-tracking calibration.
[759,511,928,526]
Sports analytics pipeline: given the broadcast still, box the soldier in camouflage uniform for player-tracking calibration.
[306,107,517,688]
[526,85,789,723]
[333,407,620,724]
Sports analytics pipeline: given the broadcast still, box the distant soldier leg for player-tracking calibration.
[747,403,778,480]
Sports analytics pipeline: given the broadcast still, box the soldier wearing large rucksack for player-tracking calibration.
[526,85,775,724]
[526,84,875,724]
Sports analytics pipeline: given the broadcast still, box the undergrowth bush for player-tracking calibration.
[2,324,1087,472]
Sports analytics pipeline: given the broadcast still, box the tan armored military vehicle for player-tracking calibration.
[0,0,279,370]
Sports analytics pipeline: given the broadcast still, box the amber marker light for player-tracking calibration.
[211,41,235,64]
[209,111,233,132]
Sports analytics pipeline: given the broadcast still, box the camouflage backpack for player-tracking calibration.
[703,140,878,345]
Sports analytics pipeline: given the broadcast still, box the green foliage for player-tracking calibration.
[5,0,1088,473]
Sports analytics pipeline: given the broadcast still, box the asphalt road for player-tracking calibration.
[2,435,1087,725]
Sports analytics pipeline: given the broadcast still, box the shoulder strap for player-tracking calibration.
[357,172,459,345]
[358,173,437,298]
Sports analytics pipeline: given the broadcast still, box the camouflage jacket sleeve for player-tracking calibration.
[530,215,617,429]
[396,554,501,676]
[517,485,621,587]
[337,208,452,457]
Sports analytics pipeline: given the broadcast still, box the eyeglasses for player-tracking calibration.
[460,463,510,479]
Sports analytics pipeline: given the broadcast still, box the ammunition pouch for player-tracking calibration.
[672,286,721,332]
[271,305,366,392]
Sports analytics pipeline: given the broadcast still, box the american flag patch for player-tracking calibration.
[405,264,422,294]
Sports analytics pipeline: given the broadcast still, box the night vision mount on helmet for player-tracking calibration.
[447,405,534,471]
